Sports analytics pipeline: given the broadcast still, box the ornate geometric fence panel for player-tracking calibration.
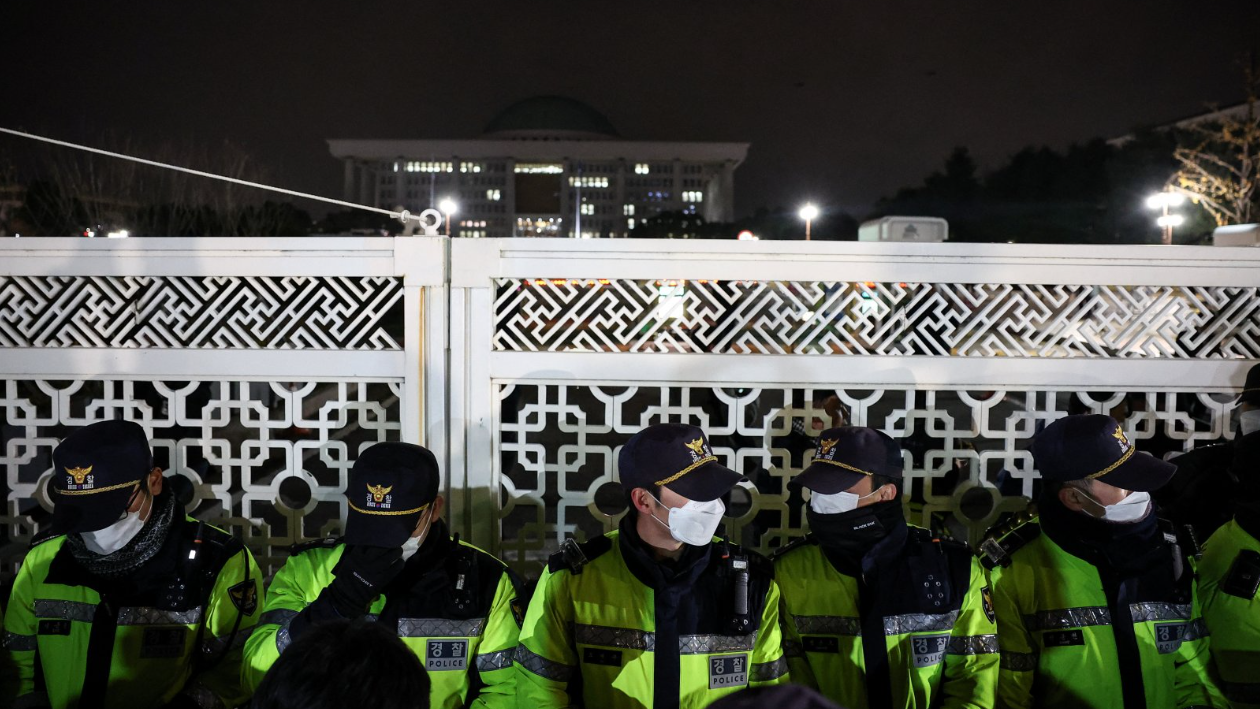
[0,379,402,579]
[493,280,1260,358]
[496,382,1241,576]
[0,276,404,349]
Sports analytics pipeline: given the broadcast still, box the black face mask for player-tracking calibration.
[807,500,906,571]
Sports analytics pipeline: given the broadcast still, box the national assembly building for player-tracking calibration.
[328,96,748,238]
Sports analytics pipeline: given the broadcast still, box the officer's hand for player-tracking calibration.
[325,544,405,617]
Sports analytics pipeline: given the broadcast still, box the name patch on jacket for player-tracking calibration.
[709,654,749,689]
[38,620,71,636]
[1042,629,1084,648]
[1155,622,1187,654]
[584,647,623,667]
[803,636,840,654]
[911,634,949,668]
[426,640,468,671]
[141,627,188,658]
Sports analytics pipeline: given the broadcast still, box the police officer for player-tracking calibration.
[1199,429,1260,708]
[515,423,790,708]
[1155,362,1260,540]
[775,427,998,709]
[3,419,261,709]
[989,414,1228,708]
[243,442,522,708]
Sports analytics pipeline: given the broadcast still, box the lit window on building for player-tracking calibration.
[393,162,400,173]
[568,176,610,188]
[684,191,704,202]
[486,189,501,201]
[623,204,635,216]
[460,163,484,173]
[628,218,635,229]
[581,203,595,215]
[515,163,564,174]
[635,163,650,175]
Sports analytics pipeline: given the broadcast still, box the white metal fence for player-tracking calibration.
[3,237,1257,581]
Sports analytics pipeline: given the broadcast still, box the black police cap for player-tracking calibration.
[617,423,745,502]
[50,420,153,534]
[789,426,904,494]
[344,442,441,548]
[1032,414,1175,493]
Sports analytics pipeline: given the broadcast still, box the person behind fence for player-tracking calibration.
[515,423,790,709]
[988,414,1228,709]
[1198,429,1260,708]
[242,442,523,709]
[248,618,431,709]
[1154,362,1260,541]
[775,426,998,709]
[2,419,262,709]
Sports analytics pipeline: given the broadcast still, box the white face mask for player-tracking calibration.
[82,489,150,555]
[1075,486,1152,524]
[809,487,882,515]
[648,492,725,546]
[1240,409,1260,437]
[400,508,434,562]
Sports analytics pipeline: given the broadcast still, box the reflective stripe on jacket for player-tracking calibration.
[4,517,260,709]
[775,526,998,709]
[991,524,1227,709]
[515,525,789,709]
[242,532,521,709]
[1200,518,1260,709]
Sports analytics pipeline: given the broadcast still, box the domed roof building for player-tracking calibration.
[482,96,619,140]
[329,96,747,238]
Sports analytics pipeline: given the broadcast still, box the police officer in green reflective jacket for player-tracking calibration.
[775,426,999,709]
[990,414,1228,709]
[1199,429,1260,708]
[3,419,261,709]
[515,423,790,709]
[243,442,523,709]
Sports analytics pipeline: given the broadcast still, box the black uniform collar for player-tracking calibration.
[1039,490,1164,574]
[617,513,712,590]
[810,500,908,577]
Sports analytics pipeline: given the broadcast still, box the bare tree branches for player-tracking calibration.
[1171,62,1260,226]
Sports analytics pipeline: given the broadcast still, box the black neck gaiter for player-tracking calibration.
[808,500,907,575]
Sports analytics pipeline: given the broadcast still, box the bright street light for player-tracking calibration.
[798,204,819,241]
[1145,189,1184,245]
[438,198,458,236]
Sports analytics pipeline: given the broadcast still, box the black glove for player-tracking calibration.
[325,545,405,617]
[291,545,404,640]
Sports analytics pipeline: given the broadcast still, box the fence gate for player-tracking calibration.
[3,237,1258,583]
[0,237,446,580]
[449,239,1259,576]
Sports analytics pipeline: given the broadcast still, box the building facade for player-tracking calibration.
[328,96,748,238]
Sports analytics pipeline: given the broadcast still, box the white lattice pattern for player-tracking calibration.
[0,276,404,349]
[0,379,403,580]
[493,280,1260,358]
[496,382,1240,576]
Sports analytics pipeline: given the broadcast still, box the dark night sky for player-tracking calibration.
[3,1,1259,217]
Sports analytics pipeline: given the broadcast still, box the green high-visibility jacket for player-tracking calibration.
[515,520,790,709]
[775,524,999,709]
[243,526,521,709]
[1199,518,1260,708]
[3,515,261,709]
[991,519,1228,709]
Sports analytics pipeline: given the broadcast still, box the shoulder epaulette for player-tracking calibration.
[546,535,612,574]
[980,506,1041,570]
[771,534,817,561]
[288,536,343,556]
[30,528,62,548]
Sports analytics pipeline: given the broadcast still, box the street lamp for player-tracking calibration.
[438,198,458,236]
[798,204,819,241]
[1145,190,1185,245]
